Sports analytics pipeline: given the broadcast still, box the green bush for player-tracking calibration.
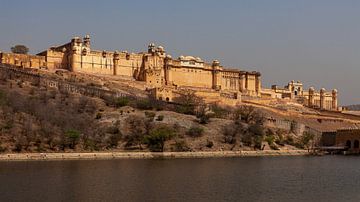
[3,120,13,130]
[223,127,237,144]
[144,126,175,152]
[172,140,191,152]
[135,99,153,110]
[145,111,156,119]
[197,112,211,124]
[248,124,265,136]
[206,139,214,148]
[186,126,204,137]
[300,131,315,149]
[209,104,230,118]
[106,126,120,135]
[284,136,295,145]
[0,90,7,106]
[253,135,264,149]
[95,112,102,119]
[114,97,130,108]
[265,135,275,145]
[65,129,81,149]
[240,133,252,146]
[175,105,195,115]
[84,139,98,151]
[156,115,164,121]
[108,133,122,148]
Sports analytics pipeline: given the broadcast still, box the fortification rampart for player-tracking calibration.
[0,63,138,99]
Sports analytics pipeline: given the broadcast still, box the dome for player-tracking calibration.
[309,87,315,92]
[320,88,326,92]
[332,89,338,93]
[184,56,195,60]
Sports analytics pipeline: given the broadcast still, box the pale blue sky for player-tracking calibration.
[0,0,359,105]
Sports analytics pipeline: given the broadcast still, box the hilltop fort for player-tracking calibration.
[0,35,339,111]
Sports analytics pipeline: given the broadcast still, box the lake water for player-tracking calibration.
[0,156,359,202]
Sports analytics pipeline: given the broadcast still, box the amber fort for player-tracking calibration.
[0,35,339,111]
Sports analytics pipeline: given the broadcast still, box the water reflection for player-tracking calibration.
[1,156,360,202]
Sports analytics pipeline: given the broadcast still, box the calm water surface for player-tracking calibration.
[0,156,359,202]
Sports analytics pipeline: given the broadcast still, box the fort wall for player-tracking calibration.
[0,63,137,100]
[264,80,338,111]
[0,52,46,69]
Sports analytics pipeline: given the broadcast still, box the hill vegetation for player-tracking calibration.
[0,75,316,153]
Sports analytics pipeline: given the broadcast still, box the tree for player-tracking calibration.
[65,129,81,149]
[233,105,264,124]
[186,126,204,137]
[223,122,245,145]
[300,131,315,150]
[144,126,175,152]
[124,115,150,149]
[196,104,211,124]
[248,123,266,149]
[173,89,204,115]
[11,45,29,54]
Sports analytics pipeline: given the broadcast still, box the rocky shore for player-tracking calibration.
[0,150,310,161]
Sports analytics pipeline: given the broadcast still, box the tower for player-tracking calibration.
[70,37,82,72]
[113,51,120,76]
[164,55,173,85]
[212,60,221,90]
[320,88,326,110]
[148,43,155,54]
[255,72,261,96]
[332,89,338,111]
[83,35,91,48]
[308,87,315,107]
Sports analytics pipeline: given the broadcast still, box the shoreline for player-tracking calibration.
[0,150,312,161]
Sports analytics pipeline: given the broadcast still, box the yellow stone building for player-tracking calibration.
[261,80,338,111]
[34,35,261,103]
[0,35,339,110]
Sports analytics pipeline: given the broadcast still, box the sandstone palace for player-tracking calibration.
[0,35,339,111]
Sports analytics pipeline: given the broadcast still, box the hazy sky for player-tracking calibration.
[0,0,359,105]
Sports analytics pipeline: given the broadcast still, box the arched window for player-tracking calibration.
[346,140,352,149]
[354,140,359,149]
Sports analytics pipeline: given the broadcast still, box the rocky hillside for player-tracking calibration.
[0,72,323,153]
